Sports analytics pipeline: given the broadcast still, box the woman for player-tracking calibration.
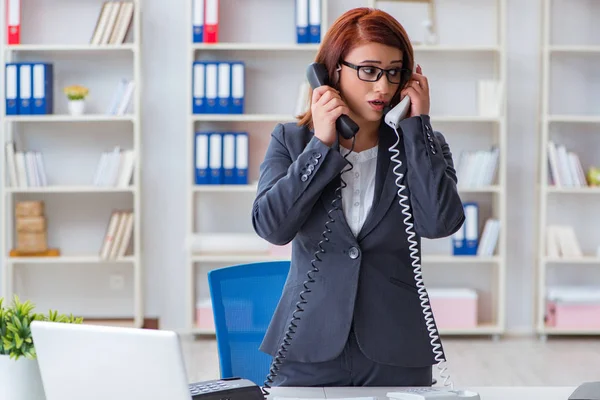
[251,7,465,388]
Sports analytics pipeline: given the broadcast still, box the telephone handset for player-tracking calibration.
[306,62,360,140]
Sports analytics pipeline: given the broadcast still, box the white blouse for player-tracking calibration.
[340,145,378,237]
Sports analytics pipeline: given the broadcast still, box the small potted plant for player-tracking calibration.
[0,295,83,400]
[63,84,89,116]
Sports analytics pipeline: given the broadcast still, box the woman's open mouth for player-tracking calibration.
[368,100,386,111]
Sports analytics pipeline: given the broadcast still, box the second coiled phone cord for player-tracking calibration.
[261,138,356,399]
[388,125,454,390]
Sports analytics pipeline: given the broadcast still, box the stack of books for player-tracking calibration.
[99,210,134,260]
[90,1,135,45]
[93,147,135,188]
[4,142,48,188]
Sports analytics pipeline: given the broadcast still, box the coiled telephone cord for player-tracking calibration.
[388,126,454,390]
[261,138,356,399]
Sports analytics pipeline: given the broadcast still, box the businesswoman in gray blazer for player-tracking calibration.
[251,7,465,388]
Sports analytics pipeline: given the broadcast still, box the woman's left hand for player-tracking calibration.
[401,64,430,117]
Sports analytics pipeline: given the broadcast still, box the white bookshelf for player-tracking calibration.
[186,0,507,338]
[0,0,144,328]
[536,0,600,338]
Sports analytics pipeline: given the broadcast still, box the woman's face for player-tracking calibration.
[337,42,405,126]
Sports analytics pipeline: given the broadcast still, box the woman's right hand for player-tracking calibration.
[311,85,351,147]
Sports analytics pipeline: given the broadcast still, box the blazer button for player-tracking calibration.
[301,174,308,182]
[348,247,359,259]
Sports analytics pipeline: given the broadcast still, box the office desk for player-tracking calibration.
[266,385,577,400]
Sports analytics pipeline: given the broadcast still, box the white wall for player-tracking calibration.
[0,0,545,334]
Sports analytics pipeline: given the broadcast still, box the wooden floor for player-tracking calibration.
[180,335,600,387]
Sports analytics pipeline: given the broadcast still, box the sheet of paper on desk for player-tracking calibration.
[273,397,376,400]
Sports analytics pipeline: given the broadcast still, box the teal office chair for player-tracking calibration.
[207,260,290,386]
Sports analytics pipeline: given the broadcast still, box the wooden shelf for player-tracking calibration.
[7,256,136,264]
[4,114,135,123]
[6,186,136,194]
[4,44,136,52]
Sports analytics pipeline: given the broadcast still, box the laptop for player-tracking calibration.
[31,320,195,400]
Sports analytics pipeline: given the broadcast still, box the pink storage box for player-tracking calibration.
[428,288,478,329]
[269,242,292,258]
[196,299,215,331]
[545,286,600,329]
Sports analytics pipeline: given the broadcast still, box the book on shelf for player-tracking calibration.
[194,131,248,185]
[452,202,499,257]
[192,61,245,114]
[90,1,135,45]
[5,62,54,115]
[476,218,500,256]
[106,78,135,115]
[6,0,20,45]
[99,210,134,260]
[546,225,583,259]
[93,147,135,188]
[296,0,322,44]
[5,142,48,188]
[192,0,219,43]
[547,140,588,188]
[478,80,503,118]
[295,81,311,116]
[456,147,499,189]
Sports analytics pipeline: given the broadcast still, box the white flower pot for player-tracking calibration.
[67,99,85,115]
[0,355,46,400]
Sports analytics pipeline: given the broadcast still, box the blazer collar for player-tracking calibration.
[319,121,406,242]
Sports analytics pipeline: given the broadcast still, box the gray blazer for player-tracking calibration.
[251,115,465,368]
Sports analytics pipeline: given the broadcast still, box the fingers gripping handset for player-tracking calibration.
[384,95,411,129]
[306,62,359,141]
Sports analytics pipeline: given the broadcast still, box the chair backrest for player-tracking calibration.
[207,260,290,386]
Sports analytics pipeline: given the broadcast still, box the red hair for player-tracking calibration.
[297,7,414,128]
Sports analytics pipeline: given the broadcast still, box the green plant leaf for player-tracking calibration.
[15,334,23,349]
[0,295,83,360]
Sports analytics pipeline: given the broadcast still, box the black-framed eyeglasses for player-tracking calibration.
[341,61,411,85]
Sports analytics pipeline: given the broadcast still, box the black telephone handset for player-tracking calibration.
[306,62,359,140]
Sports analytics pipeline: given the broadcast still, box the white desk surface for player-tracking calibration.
[266,385,577,400]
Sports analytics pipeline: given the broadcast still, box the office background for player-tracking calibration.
[0,0,597,344]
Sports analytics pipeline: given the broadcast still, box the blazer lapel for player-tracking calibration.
[357,122,405,241]
[320,174,354,239]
